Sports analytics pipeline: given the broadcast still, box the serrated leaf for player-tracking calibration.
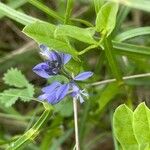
[113,104,139,150]
[3,68,29,88]
[55,25,97,44]
[96,2,119,36]
[0,89,24,107]
[23,21,78,57]
[0,85,34,107]
[21,84,35,102]
[133,103,150,146]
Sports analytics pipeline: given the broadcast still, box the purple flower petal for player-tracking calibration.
[56,84,70,100]
[39,44,58,61]
[61,53,72,64]
[32,62,50,78]
[49,51,59,61]
[38,91,58,104]
[42,82,61,93]
[46,92,57,104]
[74,71,93,81]
[39,44,51,59]
[70,83,79,97]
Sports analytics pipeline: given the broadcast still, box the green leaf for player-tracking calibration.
[96,2,119,36]
[20,84,35,102]
[0,89,21,107]
[97,83,119,112]
[56,25,97,44]
[0,68,35,107]
[115,27,150,42]
[23,21,78,56]
[133,103,150,146]
[111,0,150,12]
[3,68,29,88]
[94,0,104,14]
[0,85,34,107]
[113,104,139,150]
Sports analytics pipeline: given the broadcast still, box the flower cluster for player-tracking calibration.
[33,44,93,104]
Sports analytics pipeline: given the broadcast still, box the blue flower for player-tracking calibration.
[38,81,70,104]
[38,71,93,104]
[33,44,93,104]
[70,71,93,103]
[33,44,71,78]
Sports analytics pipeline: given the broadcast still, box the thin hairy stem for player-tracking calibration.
[73,98,80,150]
[89,73,150,86]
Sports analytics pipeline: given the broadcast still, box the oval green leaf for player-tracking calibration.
[113,104,139,150]
[96,2,119,36]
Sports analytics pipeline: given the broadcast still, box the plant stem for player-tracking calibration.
[64,0,74,24]
[71,18,94,27]
[73,98,80,150]
[78,45,98,55]
[27,0,64,22]
[89,72,150,86]
[103,36,123,84]
[7,103,53,150]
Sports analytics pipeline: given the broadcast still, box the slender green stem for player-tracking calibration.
[73,98,80,150]
[103,36,123,84]
[71,18,94,27]
[64,0,74,24]
[27,0,64,22]
[7,103,53,150]
[78,45,98,55]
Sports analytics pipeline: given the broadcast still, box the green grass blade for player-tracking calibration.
[112,6,130,36]
[27,0,64,22]
[0,2,38,25]
[0,0,27,18]
[113,41,150,58]
[115,27,150,42]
